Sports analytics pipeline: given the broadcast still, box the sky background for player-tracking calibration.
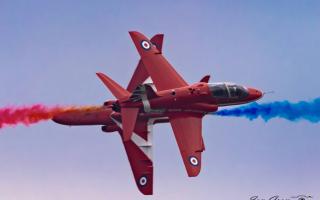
[0,0,320,199]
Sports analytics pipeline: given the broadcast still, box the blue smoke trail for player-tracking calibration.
[214,98,320,123]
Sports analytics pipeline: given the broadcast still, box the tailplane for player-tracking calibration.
[96,72,130,100]
[96,72,138,141]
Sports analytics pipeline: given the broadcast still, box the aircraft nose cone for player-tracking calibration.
[247,88,263,101]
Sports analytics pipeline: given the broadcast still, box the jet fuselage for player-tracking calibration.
[53,81,262,128]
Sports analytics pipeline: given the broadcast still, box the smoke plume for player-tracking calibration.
[0,104,102,128]
[215,98,320,123]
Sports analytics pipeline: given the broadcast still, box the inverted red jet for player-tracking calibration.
[53,31,263,195]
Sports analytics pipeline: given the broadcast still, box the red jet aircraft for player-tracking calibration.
[53,31,263,195]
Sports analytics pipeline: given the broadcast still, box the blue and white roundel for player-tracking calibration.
[189,156,199,166]
[139,176,148,186]
[141,40,151,50]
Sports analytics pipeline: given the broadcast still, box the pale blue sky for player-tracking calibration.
[0,1,319,199]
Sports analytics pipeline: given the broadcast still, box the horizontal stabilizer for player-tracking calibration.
[96,72,130,100]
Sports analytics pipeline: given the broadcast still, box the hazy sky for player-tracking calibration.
[0,1,319,199]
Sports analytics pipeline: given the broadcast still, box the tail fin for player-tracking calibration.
[96,72,130,100]
[200,75,210,83]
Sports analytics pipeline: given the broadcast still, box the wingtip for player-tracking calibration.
[128,31,149,39]
[128,31,140,37]
[187,168,201,177]
[96,72,106,79]
[140,190,153,195]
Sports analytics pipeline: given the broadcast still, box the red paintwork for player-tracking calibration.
[126,33,164,92]
[52,31,263,195]
[126,60,148,92]
[129,31,188,91]
[170,114,204,177]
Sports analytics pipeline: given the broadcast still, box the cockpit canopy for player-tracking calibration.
[208,82,249,99]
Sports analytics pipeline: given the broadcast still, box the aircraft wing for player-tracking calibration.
[169,114,205,177]
[111,116,155,195]
[129,31,188,91]
[126,34,165,92]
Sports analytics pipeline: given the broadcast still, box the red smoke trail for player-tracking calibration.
[0,104,102,128]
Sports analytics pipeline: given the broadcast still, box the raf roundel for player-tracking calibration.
[139,176,148,186]
[141,40,151,50]
[189,156,199,166]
